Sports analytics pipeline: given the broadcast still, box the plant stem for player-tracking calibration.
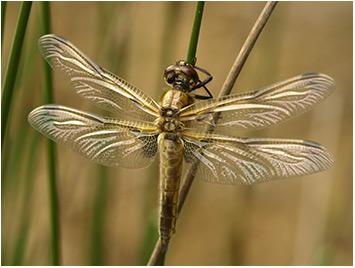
[186,1,204,65]
[1,1,7,50]
[88,167,107,265]
[1,1,32,151]
[39,2,60,265]
[147,2,278,265]
[219,1,278,97]
[10,132,40,265]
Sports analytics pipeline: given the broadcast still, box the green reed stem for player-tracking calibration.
[88,166,107,265]
[1,1,7,50]
[186,1,204,65]
[1,1,32,151]
[2,13,40,193]
[46,136,59,266]
[11,132,40,265]
[40,2,60,265]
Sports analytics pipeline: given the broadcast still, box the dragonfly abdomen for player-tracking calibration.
[159,133,184,252]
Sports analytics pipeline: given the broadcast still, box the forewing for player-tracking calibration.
[182,130,334,185]
[180,73,335,133]
[38,34,160,121]
[28,105,159,168]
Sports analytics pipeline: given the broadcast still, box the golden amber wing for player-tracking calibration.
[182,129,333,185]
[38,34,160,122]
[179,73,335,134]
[28,105,159,168]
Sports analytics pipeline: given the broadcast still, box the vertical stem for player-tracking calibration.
[88,167,107,265]
[219,1,278,96]
[186,1,204,65]
[1,1,32,151]
[46,130,60,266]
[39,2,60,265]
[1,1,7,50]
[10,133,40,265]
[40,2,53,103]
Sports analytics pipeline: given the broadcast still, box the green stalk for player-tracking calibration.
[10,132,40,265]
[39,2,60,265]
[46,136,59,266]
[1,1,7,50]
[2,15,40,194]
[1,1,32,151]
[40,2,53,103]
[186,1,204,65]
[2,9,41,264]
[88,166,107,265]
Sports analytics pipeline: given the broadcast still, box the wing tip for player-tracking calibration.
[302,72,336,94]
[39,33,66,43]
[303,139,335,170]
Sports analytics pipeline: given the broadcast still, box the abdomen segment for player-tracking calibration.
[159,134,184,252]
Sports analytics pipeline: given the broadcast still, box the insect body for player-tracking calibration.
[158,64,197,250]
[28,34,335,252]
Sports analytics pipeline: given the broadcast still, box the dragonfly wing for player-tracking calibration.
[180,73,335,133]
[182,130,334,185]
[28,105,159,168]
[38,34,160,121]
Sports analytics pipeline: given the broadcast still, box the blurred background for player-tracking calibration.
[1,1,352,265]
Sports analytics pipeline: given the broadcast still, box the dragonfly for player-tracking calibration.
[28,34,335,252]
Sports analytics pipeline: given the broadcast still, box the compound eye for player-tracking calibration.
[164,71,176,84]
[164,64,180,84]
[180,65,199,88]
[180,65,198,79]
[164,64,177,73]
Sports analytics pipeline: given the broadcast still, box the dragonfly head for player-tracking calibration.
[164,60,199,92]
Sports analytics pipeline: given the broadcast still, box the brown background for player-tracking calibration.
[2,1,352,265]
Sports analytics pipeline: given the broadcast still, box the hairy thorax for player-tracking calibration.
[157,89,192,136]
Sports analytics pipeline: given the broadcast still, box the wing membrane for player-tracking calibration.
[180,73,335,133]
[38,34,159,121]
[182,130,334,185]
[28,105,159,168]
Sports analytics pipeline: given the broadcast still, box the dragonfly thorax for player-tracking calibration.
[158,108,182,133]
